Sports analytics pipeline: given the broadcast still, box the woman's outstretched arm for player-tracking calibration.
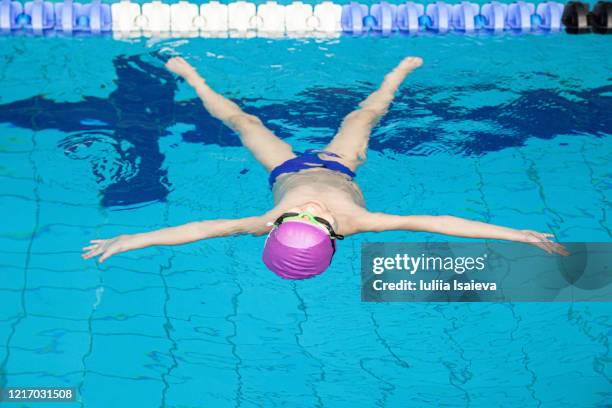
[356,212,569,255]
[82,216,269,263]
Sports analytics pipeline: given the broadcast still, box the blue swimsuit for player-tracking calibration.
[268,149,356,188]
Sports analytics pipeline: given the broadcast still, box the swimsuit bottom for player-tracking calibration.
[268,149,356,189]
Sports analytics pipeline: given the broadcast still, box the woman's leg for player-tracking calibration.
[167,57,295,172]
[324,57,423,171]
[224,112,296,172]
[200,85,296,172]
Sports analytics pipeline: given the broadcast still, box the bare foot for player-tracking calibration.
[165,57,200,81]
[397,56,424,72]
[380,57,423,90]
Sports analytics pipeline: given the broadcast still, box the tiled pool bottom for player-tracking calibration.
[1,123,610,406]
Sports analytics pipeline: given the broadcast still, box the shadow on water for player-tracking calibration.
[0,54,609,208]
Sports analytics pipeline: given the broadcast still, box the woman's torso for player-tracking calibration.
[274,167,364,202]
[271,167,367,231]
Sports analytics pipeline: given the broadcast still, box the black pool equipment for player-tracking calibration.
[589,1,612,33]
[562,2,590,33]
[562,1,612,33]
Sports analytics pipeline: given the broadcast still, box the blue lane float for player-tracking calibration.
[341,1,368,33]
[0,0,610,36]
[54,0,112,33]
[370,1,396,34]
[536,1,564,30]
[24,0,55,31]
[396,2,424,32]
[507,1,534,30]
[451,2,479,32]
[0,0,22,31]
[481,1,506,30]
[425,1,451,32]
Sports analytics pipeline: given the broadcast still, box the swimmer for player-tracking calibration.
[82,56,569,279]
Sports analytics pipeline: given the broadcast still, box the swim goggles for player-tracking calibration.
[273,212,345,249]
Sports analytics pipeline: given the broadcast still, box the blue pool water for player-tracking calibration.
[1,11,611,408]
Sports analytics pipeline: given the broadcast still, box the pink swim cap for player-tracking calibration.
[262,221,334,280]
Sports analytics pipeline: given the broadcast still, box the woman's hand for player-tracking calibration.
[165,57,201,82]
[519,230,569,256]
[82,235,133,263]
